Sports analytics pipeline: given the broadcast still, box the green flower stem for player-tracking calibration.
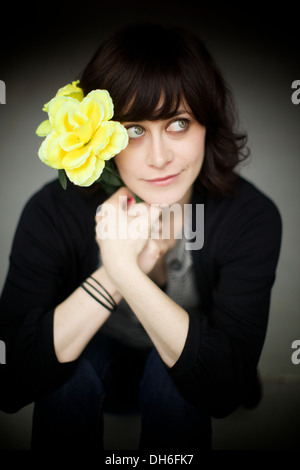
[58,169,68,190]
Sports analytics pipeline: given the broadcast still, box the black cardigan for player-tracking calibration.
[0,176,282,418]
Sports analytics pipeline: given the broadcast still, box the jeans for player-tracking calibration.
[31,332,211,450]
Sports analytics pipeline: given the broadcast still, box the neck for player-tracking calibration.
[159,185,193,240]
[178,185,193,208]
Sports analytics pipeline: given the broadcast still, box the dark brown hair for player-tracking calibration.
[80,23,249,197]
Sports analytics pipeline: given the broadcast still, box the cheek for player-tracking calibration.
[193,129,206,166]
[181,133,206,170]
[114,150,135,178]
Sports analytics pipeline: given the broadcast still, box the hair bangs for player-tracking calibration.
[112,65,185,123]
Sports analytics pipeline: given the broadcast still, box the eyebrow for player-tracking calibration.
[176,108,191,114]
[123,109,193,125]
[171,108,192,117]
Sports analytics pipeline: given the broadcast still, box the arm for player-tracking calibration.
[96,182,282,419]
[96,187,190,368]
[112,265,189,368]
[167,186,283,417]
[54,187,176,363]
[0,183,116,411]
[53,266,122,363]
[0,182,173,413]
[96,183,282,418]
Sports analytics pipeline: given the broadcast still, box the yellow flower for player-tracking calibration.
[43,80,84,112]
[36,81,84,137]
[36,84,128,187]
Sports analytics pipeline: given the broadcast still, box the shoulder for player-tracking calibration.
[21,178,74,215]
[226,176,282,237]
[14,180,107,254]
[194,175,282,233]
[192,175,282,260]
[21,179,106,225]
[229,176,281,219]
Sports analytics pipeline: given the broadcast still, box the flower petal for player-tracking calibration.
[84,90,114,122]
[38,131,65,169]
[48,97,79,134]
[65,152,98,186]
[109,121,129,152]
[98,121,128,160]
[56,80,84,102]
[79,157,105,187]
[61,144,91,169]
[59,132,82,151]
[74,119,93,144]
[36,119,52,137]
[68,109,88,129]
[80,96,104,132]
[42,82,83,114]
[90,121,115,154]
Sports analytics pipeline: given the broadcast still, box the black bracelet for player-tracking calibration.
[89,276,117,310]
[80,279,117,313]
[84,279,116,311]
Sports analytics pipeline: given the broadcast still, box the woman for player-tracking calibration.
[0,23,282,450]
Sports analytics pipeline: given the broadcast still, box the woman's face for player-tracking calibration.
[114,102,206,206]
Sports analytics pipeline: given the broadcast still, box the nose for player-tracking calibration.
[146,134,173,169]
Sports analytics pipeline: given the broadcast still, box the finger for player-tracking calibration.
[95,201,112,223]
[127,203,162,240]
[95,187,134,223]
[110,186,134,207]
[127,201,148,217]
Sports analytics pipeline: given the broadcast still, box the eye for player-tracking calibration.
[167,119,189,133]
[126,125,145,139]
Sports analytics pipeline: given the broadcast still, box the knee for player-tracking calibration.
[38,357,106,411]
[138,350,181,409]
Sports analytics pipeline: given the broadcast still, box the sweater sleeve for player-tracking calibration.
[167,183,282,418]
[0,183,92,413]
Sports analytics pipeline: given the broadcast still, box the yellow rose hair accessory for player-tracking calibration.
[36,81,130,192]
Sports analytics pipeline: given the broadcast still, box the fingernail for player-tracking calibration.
[128,197,135,207]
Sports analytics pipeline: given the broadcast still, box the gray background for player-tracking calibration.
[0,1,299,450]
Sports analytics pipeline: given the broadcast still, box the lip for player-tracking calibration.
[144,173,180,187]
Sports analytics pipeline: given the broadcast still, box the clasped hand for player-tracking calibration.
[95,187,166,286]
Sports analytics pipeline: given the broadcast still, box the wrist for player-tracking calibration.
[111,264,147,293]
[92,266,123,306]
